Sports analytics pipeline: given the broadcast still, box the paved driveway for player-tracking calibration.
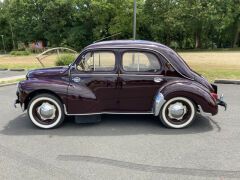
[0,70,26,78]
[0,84,239,180]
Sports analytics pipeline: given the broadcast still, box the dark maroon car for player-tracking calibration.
[15,40,226,129]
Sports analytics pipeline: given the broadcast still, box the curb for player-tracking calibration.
[0,68,8,71]
[0,82,18,87]
[214,79,240,85]
[0,68,26,71]
[9,68,25,71]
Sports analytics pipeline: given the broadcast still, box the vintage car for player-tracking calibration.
[15,40,227,129]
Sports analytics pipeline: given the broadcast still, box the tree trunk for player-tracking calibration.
[233,21,240,48]
[195,31,201,48]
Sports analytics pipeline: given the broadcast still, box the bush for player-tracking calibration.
[55,54,75,66]
[10,50,31,56]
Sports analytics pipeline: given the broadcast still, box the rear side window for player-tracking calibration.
[122,52,161,72]
[77,51,115,72]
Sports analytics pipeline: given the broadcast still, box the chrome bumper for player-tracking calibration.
[217,94,227,110]
[14,87,24,111]
[198,94,227,116]
[14,99,20,108]
[198,105,213,116]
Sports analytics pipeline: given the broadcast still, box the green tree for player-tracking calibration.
[0,0,239,51]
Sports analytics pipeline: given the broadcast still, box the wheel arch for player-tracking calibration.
[153,81,218,116]
[24,89,64,110]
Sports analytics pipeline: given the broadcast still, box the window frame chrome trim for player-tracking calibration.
[75,46,193,80]
[74,49,118,74]
[121,50,162,74]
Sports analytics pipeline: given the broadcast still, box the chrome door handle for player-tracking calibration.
[154,77,162,83]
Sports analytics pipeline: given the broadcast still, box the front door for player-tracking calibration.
[117,50,164,112]
[67,50,118,114]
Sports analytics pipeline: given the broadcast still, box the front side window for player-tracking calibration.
[77,51,115,72]
[122,51,161,72]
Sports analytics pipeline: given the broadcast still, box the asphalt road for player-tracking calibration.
[0,84,240,180]
[0,70,26,78]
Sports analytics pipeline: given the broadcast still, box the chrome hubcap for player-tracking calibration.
[168,102,187,120]
[37,102,56,121]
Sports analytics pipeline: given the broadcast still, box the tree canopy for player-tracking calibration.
[0,0,239,51]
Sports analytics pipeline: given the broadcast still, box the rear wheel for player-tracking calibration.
[159,97,196,129]
[27,94,65,129]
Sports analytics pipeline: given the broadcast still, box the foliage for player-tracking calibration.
[10,50,31,56]
[55,54,76,66]
[0,0,239,51]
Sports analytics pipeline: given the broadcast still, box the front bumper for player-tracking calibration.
[14,84,24,110]
[14,97,24,111]
[14,99,20,108]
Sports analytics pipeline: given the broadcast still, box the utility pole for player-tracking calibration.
[9,22,15,49]
[1,35,6,54]
[133,0,137,40]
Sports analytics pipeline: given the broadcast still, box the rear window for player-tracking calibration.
[122,52,161,72]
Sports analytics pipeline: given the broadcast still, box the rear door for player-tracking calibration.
[67,50,118,114]
[117,50,165,112]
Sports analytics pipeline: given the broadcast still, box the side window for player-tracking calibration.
[77,51,115,72]
[122,51,161,72]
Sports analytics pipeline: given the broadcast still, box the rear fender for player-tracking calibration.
[153,81,218,116]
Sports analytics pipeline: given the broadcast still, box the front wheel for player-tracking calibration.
[27,94,65,129]
[159,97,196,129]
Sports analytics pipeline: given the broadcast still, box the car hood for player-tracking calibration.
[27,66,69,78]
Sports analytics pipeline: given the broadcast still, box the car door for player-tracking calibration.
[117,50,165,112]
[67,50,118,114]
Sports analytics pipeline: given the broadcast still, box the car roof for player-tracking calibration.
[85,40,170,50]
[83,40,194,79]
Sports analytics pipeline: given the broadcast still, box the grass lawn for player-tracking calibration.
[0,54,57,69]
[0,51,240,82]
[179,52,240,81]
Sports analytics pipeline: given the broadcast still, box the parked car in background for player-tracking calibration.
[15,40,227,129]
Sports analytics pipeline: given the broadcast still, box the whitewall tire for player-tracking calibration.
[27,94,65,129]
[159,97,196,129]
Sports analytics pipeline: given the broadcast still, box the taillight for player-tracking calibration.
[211,93,218,100]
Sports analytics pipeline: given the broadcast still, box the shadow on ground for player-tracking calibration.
[0,113,219,136]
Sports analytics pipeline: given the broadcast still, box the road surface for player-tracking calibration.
[0,84,239,180]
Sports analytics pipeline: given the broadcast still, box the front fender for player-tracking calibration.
[153,81,218,116]
[18,78,69,106]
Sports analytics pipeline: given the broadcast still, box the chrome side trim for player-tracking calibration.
[63,105,153,116]
[198,105,212,116]
[119,74,163,77]
[153,93,166,116]
[71,74,163,77]
[72,73,118,76]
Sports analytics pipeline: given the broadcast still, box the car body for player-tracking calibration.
[15,40,227,129]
